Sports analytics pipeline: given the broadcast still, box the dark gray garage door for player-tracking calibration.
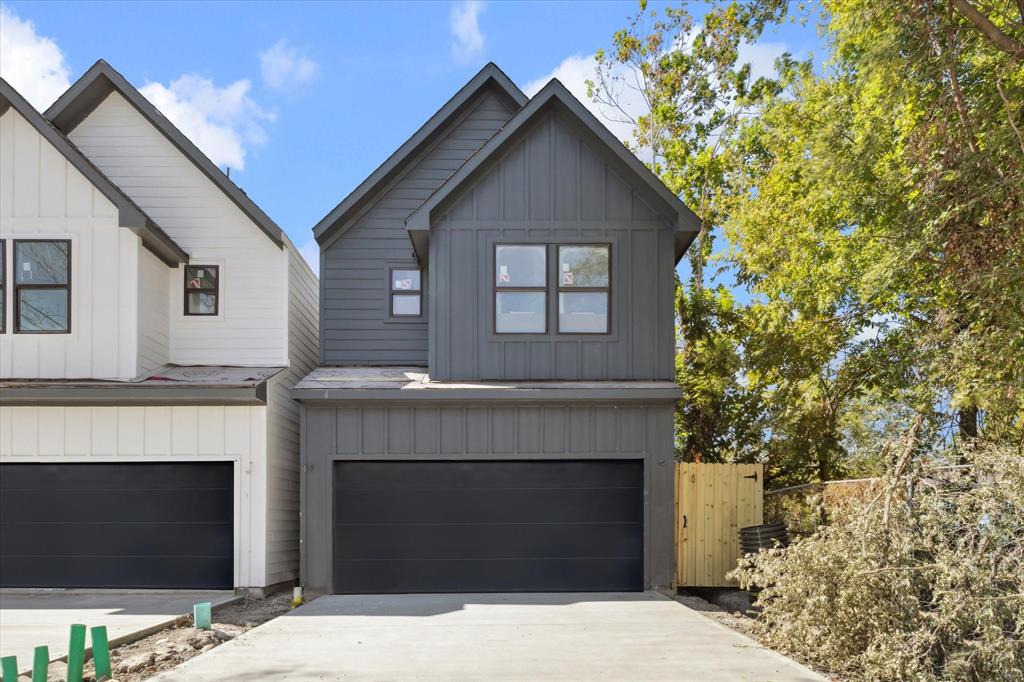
[333,460,643,593]
[0,462,233,589]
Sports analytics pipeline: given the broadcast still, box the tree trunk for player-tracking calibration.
[958,405,978,463]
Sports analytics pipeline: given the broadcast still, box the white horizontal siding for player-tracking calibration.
[68,92,287,366]
[0,404,270,588]
[264,243,319,585]
[0,108,139,380]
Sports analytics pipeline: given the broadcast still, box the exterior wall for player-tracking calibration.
[0,107,140,380]
[137,244,171,374]
[0,404,270,588]
[299,400,676,595]
[321,85,518,366]
[68,91,287,367]
[264,244,319,585]
[429,111,677,381]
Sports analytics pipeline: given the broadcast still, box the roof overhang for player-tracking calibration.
[45,61,284,249]
[0,384,267,406]
[1,78,188,267]
[312,63,528,249]
[405,79,702,265]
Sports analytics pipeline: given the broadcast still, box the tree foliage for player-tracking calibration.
[594,0,1024,485]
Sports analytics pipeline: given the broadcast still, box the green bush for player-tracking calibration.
[730,444,1024,681]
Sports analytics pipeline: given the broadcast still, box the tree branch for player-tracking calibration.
[995,78,1024,155]
[949,0,1024,59]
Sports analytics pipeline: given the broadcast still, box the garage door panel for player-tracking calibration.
[0,463,233,589]
[334,521,642,561]
[1,489,232,523]
[332,460,644,593]
[0,556,233,590]
[334,487,641,525]
[335,460,643,490]
[2,522,234,557]
[334,557,642,594]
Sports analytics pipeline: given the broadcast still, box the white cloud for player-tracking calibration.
[259,40,317,90]
[297,238,320,276]
[140,75,275,171]
[0,3,71,110]
[450,1,485,63]
[526,38,790,152]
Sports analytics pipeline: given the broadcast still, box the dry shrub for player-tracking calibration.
[731,444,1024,681]
[766,479,879,535]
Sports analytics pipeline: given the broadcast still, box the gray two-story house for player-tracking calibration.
[293,64,699,595]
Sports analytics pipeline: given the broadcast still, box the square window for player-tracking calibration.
[559,292,609,333]
[496,291,546,333]
[18,289,69,332]
[495,245,546,287]
[558,245,609,288]
[185,265,219,316]
[391,293,421,316]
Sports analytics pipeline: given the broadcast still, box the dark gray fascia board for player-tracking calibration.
[311,62,528,246]
[1,383,268,406]
[405,79,702,264]
[45,61,284,248]
[292,385,682,403]
[1,78,188,266]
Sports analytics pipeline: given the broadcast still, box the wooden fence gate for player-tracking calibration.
[675,462,764,587]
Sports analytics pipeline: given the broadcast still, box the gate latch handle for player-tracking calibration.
[681,514,687,528]
[743,472,758,481]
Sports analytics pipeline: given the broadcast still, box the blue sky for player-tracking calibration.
[1,1,824,268]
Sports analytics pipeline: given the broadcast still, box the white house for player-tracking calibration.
[0,63,318,594]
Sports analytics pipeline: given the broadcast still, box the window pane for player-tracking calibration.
[495,245,545,287]
[559,292,608,333]
[16,241,69,285]
[186,266,217,290]
[391,269,421,292]
[187,292,217,315]
[559,246,609,288]
[18,289,69,331]
[392,293,421,316]
[496,291,545,333]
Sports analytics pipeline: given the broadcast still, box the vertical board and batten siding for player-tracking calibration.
[0,107,140,380]
[136,244,171,374]
[68,91,288,367]
[300,401,677,594]
[321,86,519,366]
[0,404,270,587]
[676,462,763,588]
[264,244,320,585]
[429,111,677,381]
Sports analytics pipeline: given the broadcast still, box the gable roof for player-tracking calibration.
[405,79,701,264]
[312,62,528,246]
[1,78,188,266]
[45,60,283,248]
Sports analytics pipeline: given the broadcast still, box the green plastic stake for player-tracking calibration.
[32,645,48,682]
[91,626,111,681]
[1,656,18,682]
[67,623,86,682]
[194,601,212,630]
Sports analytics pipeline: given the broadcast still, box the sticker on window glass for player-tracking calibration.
[196,269,205,278]
[499,265,510,283]
[190,278,201,288]
[395,278,413,290]
[561,271,574,285]
[23,262,31,271]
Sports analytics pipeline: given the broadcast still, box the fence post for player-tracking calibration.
[31,646,48,682]
[1,656,18,682]
[67,623,86,682]
[91,626,112,680]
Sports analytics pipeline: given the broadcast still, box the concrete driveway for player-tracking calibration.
[0,590,236,674]
[155,592,825,681]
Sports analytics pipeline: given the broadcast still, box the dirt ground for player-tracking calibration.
[670,590,760,639]
[36,593,293,682]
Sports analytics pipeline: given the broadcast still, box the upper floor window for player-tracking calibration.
[184,265,219,316]
[14,240,71,333]
[390,268,422,317]
[558,245,610,334]
[494,244,546,334]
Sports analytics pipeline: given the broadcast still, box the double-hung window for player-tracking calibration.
[184,265,219,316]
[494,244,546,333]
[14,239,71,333]
[390,268,422,317]
[558,245,610,333]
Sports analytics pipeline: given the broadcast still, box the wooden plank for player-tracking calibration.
[702,464,714,586]
[712,464,723,585]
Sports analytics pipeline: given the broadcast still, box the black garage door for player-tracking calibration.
[333,460,643,593]
[0,462,233,589]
